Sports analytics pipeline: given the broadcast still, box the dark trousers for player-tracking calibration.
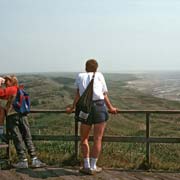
[7,114,36,161]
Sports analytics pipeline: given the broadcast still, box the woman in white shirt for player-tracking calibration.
[66,59,117,174]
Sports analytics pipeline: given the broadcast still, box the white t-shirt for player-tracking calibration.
[75,72,108,101]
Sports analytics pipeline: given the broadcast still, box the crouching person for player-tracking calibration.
[0,75,46,168]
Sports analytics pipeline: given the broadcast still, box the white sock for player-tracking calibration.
[90,158,98,170]
[84,158,90,168]
[0,126,3,134]
[32,157,37,161]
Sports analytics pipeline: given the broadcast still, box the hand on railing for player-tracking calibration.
[66,105,75,114]
[108,106,118,114]
[66,104,119,114]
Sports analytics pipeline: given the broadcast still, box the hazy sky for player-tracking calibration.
[1,0,180,73]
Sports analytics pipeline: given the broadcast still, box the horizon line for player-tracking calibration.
[1,69,180,75]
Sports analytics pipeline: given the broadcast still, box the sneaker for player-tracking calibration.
[12,160,28,169]
[79,167,93,175]
[79,167,102,175]
[90,166,102,174]
[31,158,46,168]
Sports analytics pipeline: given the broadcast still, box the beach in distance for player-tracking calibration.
[37,70,180,102]
[125,71,180,102]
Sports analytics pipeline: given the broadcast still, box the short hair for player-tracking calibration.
[85,59,98,72]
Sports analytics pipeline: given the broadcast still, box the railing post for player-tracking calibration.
[146,112,150,166]
[74,119,79,160]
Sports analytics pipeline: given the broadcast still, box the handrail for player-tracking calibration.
[8,109,180,168]
[30,109,180,113]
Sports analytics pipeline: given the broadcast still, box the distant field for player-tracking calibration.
[126,71,180,102]
[3,72,180,170]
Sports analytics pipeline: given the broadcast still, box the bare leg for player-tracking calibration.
[91,122,106,158]
[80,123,92,158]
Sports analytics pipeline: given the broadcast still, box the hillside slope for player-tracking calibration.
[4,73,180,170]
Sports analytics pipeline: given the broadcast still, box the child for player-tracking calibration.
[0,75,46,168]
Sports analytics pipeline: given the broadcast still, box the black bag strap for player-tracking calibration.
[76,72,95,107]
[82,72,95,99]
[92,72,95,80]
[85,72,95,96]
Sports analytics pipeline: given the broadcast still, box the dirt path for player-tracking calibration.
[0,167,180,180]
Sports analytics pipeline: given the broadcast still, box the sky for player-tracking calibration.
[0,0,180,73]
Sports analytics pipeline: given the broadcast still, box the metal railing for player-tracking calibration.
[27,109,180,166]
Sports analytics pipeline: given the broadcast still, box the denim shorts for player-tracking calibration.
[81,100,109,125]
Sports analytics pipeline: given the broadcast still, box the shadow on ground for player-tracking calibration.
[16,167,81,179]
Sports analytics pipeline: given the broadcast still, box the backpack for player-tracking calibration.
[12,86,30,115]
[75,73,95,122]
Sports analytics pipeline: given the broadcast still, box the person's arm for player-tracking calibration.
[0,77,5,86]
[0,87,6,98]
[0,86,17,99]
[0,86,17,115]
[5,95,16,115]
[104,92,118,114]
[66,89,80,113]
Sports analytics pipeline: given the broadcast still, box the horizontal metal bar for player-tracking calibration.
[118,110,180,114]
[30,109,180,114]
[0,144,9,148]
[149,137,180,143]
[31,135,180,143]
[30,109,67,113]
[32,135,80,141]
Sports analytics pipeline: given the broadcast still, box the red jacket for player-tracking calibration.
[0,86,18,100]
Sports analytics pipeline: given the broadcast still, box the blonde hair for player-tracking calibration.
[11,75,18,86]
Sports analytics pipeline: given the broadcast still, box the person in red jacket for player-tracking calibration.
[0,75,46,169]
[0,76,17,143]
